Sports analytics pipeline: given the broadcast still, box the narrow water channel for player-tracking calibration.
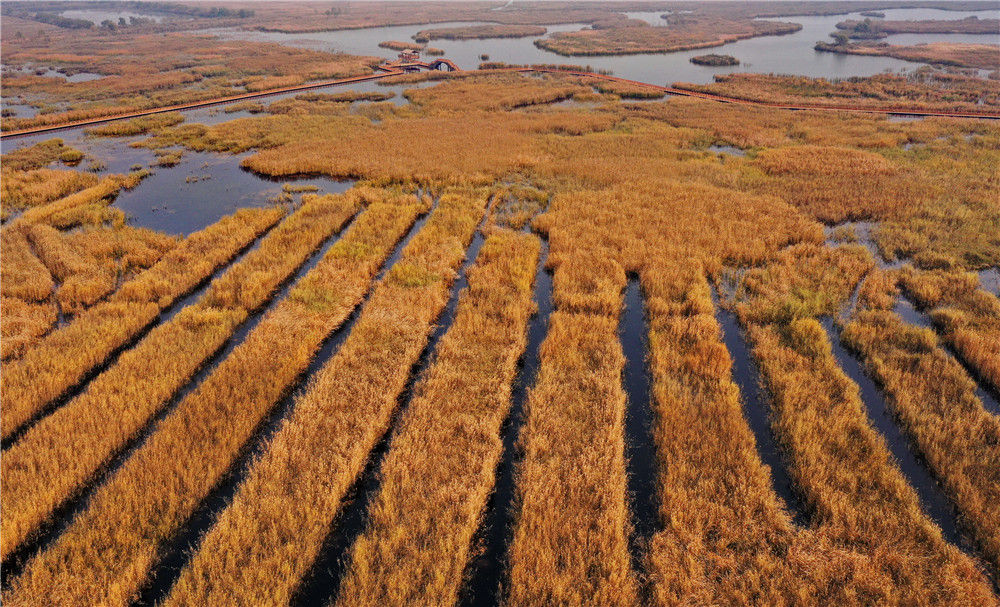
[290,221,487,607]
[458,232,552,607]
[619,278,659,582]
[710,288,807,525]
[819,317,969,551]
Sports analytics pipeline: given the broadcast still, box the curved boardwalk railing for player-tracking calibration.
[2,57,996,139]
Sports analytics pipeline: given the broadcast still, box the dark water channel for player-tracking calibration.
[459,231,553,607]
[710,288,808,525]
[619,278,660,584]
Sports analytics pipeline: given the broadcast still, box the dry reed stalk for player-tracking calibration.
[0,297,57,361]
[0,207,284,440]
[28,224,116,314]
[6,176,126,228]
[0,228,55,302]
[0,168,99,212]
[333,229,539,607]
[157,190,484,607]
[4,192,432,606]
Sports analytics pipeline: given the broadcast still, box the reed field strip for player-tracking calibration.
[4,175,130,229]
[507,306,638,606]
[28,224,115,314]
[842,270,1000,569]
[0,193,359,565]
[2,191,431,606]
[157,190,484,607]
[0,207,285,442]
[332,229,539,607]
[1,169,99,215]
[457,229,552,607]
[900,267,1000,400]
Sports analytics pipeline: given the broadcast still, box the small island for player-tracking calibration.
[690,54,739,66]
[859,11,885,18]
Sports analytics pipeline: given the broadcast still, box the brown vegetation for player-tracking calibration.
[673,71,1000,114]
[143,190,480,607]
[842,269,1000,568]
[816,41,1000,70]
[1,29,379,131]
[900,266,1000,395]
[837,16,1000,35]
[536,17,801,56]
[333,229,539,606]
[507,307,638,605]
[0,207,284,440]
[732,244,995,601]
[413,24,546,42]
[0,193,359,565]
[379,40,426,51]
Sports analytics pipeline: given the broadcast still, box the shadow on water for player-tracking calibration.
[819,317,970,551]
[894,294,1000,417]
[131,201,436,606]
[0,219,280,452]
[619,278,659,584]
[710,288,808,526]
[458,231,552,607]
[289,221,487,607]
[0,212,350,590]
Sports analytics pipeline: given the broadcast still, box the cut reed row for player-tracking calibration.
[0,206,284,440]
[507,251,637,606]
[0,193,359,563]
[333,229,539,607]
[841,270,1000,569]
[27,224,115,314]
[0,228,55,302]
[733,245,995,600]
[640,263,887,605]
[159,189,484,606]
[899,267,1000,395]
[0,297,57,361]
[4,192,432,606]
